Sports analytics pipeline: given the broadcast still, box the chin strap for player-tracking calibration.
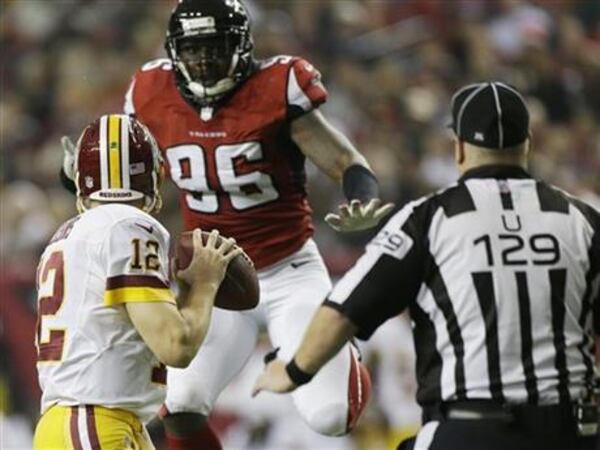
[187,78,236,99]
[175,51,240,102]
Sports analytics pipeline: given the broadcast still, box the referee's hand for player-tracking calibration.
[252,359,297,397]
[325,198,394,232]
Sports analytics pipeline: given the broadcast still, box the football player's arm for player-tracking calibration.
[591,220,600,371]
[252,305,357,395]
[253,207,423,395]
[291,110,394,232]
[596,336,600,371]
[126,281,217,368]
[126,295,211,369]
[595,288,600,371]
[126,230,240,368]
[291,109,368,182]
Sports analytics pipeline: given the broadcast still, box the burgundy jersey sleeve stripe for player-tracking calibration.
[106,274,169,290]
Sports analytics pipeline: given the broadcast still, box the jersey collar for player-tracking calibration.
[459,164,532,182]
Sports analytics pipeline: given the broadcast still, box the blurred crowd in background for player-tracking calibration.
[1,1,599,449]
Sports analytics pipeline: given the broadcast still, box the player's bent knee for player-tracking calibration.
[165,379,215,417]
[161,410,208,437]
[298,353,372,436]
[303,403,350,436]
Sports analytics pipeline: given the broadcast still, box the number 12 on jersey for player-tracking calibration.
[36,251,66,363]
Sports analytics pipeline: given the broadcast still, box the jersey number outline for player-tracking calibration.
[166,142,280,213]
[36,251,66,363]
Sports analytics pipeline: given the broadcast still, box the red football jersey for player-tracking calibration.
[124,56,328,269]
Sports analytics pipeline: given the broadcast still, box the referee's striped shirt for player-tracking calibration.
[326,164,600,407]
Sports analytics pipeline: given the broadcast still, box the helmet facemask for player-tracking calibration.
[178,34,238,94]
[166,0,254,107]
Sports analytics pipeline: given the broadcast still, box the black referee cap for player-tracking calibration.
[449,82,529,149]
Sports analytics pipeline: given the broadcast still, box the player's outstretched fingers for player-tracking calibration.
[252,361,279,397]
[61,136,77,180]
[363,198,381,217]
[373,202,395,221]
[251,359,295,397]
[338,204,351,218]
[349,199,361,216]
[324,213,342,230]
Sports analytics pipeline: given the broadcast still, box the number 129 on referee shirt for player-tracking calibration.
[473,233,560,267]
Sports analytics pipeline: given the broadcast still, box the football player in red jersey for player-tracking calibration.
[61,1,393,448]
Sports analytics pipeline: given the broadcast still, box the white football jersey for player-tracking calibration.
[35,203,175,423]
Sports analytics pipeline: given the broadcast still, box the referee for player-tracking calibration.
[253,82,600,450]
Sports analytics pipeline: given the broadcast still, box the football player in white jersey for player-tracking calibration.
[34,114,241,450]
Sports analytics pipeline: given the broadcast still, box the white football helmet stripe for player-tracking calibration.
[99,115,110,190]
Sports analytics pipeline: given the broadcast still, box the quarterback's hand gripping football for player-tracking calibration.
[325,198,394,232]
[252,359,297,397]
[61,135,76,180]
[177,229,241,287]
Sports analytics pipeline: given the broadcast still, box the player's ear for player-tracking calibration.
[454,137,465,165]
[526,131,533,156]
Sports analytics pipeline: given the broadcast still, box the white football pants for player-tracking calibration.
[165,239,354,436]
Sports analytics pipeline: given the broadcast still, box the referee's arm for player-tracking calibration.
[253,205,424,394]
[595,264,600,372]
[591,211,600,372]
[596,336,600,372]
[592,216,600,372]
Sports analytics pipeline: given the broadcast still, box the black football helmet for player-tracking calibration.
[165,0,254,107]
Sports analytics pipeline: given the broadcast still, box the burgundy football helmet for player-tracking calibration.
[74,114,163,213]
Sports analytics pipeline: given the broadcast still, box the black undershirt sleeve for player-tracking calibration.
[342,164,379,203]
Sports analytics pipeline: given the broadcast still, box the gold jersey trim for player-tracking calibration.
[104,286,175,306]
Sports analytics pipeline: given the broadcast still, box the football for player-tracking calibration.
[173,231,259,311]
